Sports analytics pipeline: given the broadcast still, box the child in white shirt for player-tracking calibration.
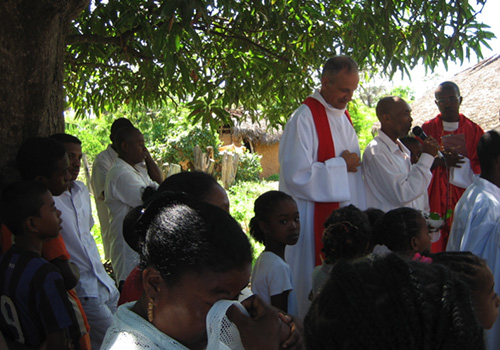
[250,191,300,316]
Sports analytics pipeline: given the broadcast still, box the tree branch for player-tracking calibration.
[193,22,290,63]
[66,32,152,61]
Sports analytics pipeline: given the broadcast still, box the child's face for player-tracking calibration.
[33,191,63,240]
[474,266,500,329]
[261,199,300,246]
[411,215,431,254]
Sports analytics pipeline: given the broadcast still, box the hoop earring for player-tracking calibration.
[148,299,154,323]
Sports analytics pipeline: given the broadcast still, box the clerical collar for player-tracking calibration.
[442,120,459,132]
[314,90,345,118]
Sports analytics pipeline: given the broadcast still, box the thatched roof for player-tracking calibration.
[225,107,283,145]
[411,55,500,132]
[231,118,283,145]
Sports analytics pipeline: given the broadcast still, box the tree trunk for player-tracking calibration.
[0,0,88,188]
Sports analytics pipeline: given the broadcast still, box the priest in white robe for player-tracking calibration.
[279,56,366,319]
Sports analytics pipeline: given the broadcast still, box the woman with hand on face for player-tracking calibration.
[102,192,303,350]
[101,192,251,350]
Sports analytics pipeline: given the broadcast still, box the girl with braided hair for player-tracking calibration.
[304,254,485,350]
[430,251,500,329]
[310,205,371,299]
[371,207,431,258]
[249,191,300,315]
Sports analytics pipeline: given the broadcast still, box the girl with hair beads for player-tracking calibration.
[372,207,431,258]
[431,251,500,329]
[250,191,300,315]
[305,254,485,350]
[311,205,371,299]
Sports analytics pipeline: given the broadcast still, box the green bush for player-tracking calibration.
[156,125,221,170]
[228,180,278,262]
[265,173,280,181]
[235,151,263,183]
[65,116,111,160]
[349,103,378,152]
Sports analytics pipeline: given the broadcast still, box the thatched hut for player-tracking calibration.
[219,117,283,179]
[411,55,500,132]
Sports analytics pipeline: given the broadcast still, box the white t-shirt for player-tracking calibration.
[250,251,298,316]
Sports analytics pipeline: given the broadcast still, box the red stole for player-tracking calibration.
[304,97,352,266]
[421,114,484,252]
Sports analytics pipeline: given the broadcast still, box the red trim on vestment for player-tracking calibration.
[304,97,352,266]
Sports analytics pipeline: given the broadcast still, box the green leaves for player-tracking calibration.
[65,0,494,127]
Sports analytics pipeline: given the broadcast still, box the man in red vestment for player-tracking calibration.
[421,81,484,252]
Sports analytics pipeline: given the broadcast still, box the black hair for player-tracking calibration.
[322,55,358,78]
[322,221,370,264]
[305,254,484,350]
[125,171,225,251]
[372,207,424,255]
[110,118,134,142]
[477,128,500,174]
[364,207,385,229]
[16,137,67,180]
[249,190,295,244]
[136,192,252,284]
[158,171,220,202]
[123,206,144,253]
[323,204,370,232]
[435,81,461,98]
[115,126,141,153]
[0,181,49,236]
[375,96,398,118]
[50,133,82,145]
[430,251,488,296]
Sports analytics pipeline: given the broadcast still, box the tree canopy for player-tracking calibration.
[66,0,494,127]
[0,0,494,186]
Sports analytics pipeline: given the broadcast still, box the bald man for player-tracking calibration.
[362,96,439,211]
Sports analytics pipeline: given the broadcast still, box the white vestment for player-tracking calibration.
[279,89,366,319]
[105,158,158,283]
[362,130,432,212]
[446,176,500,350]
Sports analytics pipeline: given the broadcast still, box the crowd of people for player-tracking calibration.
[1,54,499,350]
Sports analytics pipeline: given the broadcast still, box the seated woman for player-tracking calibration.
[102,192,295,350]
[304,254,485,350]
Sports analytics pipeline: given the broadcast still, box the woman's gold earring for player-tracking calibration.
[148,299,154,323]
